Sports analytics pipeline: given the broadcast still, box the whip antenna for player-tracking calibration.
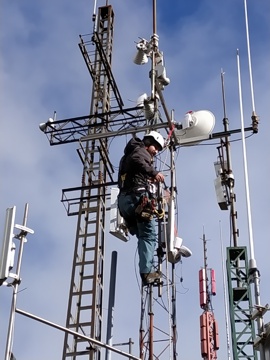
[237,49,265,359]
[221,69,227,120]
[236,48,255,265]
[243,0,259,132]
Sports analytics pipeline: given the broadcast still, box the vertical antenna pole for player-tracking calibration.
[92,0,98,32]
[171,263,177,360]
[220,71,239,247]
[221,69,227,120]
[149,286,154,360]
[236,49,255,263]
[243,0,259,132]
[202,233,209,310]
[128,338,133,360]
[150,0,158,114]
[139,288,145,359]
[203,233,207,274]
[236,49,265,360]
[168,146,176,253]
[105,251,118,360]
[199,232,219,359]
[157,179,165,298]
[152,0,157,35]
[243,0,255,113]
[5,204,30,360]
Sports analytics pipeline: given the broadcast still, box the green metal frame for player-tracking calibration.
[226,246,257,360]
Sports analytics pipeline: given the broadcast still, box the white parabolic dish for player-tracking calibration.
[174,110,215,145]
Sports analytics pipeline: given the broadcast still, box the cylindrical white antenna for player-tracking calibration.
[243,0,256,113]
[92,0,98,32]
[236,49,255,262]
[5,204,33,360]
[237,49,265,359]
[105,251,117,360]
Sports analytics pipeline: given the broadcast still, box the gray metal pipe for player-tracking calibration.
[15,307,141,360]
[105,251,118,360]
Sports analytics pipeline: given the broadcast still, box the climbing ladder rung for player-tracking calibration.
[78,305,93,311]
[72,289,93,296]
[78,233,97,238]
[75,260,95,266]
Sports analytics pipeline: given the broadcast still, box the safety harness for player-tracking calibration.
[134,186,165,221]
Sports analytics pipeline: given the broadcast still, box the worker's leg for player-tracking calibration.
[137,218,156,274]
[118,192,139,235]
[119,192,156,272]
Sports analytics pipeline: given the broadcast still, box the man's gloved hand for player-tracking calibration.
[154,172,164,182]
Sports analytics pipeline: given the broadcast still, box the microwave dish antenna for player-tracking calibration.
[173,110,215,146]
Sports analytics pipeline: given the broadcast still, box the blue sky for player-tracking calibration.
[0,0,270,359]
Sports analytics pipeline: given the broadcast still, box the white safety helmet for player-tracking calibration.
[144,131,164,151]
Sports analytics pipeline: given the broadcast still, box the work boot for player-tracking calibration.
[140,271,161,286]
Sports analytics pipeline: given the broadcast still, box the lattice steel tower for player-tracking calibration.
[62,5,119,359]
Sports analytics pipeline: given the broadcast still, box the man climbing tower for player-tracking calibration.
[117,131,165,286]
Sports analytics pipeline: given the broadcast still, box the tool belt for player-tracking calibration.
[135,193,164,221]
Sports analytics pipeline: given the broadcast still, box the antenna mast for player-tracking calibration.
[243,0,259,133]
[199,233,219,360]
[220,70,239,246]
[137,2,186,359]
[214,71,258,360]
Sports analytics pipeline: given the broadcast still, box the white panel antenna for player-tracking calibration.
[109,188,128,242]
[155,51,170,87]
[136,93,158,120]
[136,93,148,107]
[133,39,150,65]
[162,189,192,263]
[156,63,170,87]
[0,207,16,285]
[214,161,229,210]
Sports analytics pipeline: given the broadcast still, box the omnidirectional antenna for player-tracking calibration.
[236,48,255,272]
[243,0,259,133]
[92,0,98,31]
[215,70,239,246]
[236,48,265,360]
[221,69,227,120]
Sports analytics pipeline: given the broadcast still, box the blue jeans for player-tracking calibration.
[118,192,156,274]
